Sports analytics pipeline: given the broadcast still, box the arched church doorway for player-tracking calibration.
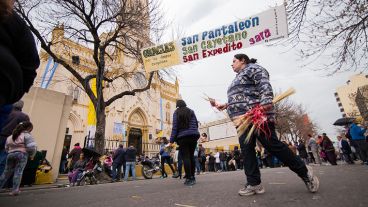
[128,128,142,155]
[127,108,148,155]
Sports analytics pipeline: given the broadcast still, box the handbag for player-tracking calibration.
[320,151,326,159]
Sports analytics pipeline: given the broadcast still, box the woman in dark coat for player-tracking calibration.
[168,100,200,186]
[321,134,337,165]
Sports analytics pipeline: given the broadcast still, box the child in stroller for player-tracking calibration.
[76,156,102,186]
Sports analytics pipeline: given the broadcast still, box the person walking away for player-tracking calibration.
[159,137,176,178]
[297,140,309,165]
[0,121,36,196]
[0,0,40,107]
[212,54,319,196]
[337,136,354,164]
[348,119,368,165]
[321,133,337,165]
[68,143,82,171]
[307,134,321,165]
[111,144,125,182]
[124,145,136,181]
[168,100,200,186]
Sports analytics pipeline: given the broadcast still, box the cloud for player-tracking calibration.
[178,0,225,28]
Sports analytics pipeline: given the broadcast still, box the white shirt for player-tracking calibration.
[215,152,220,163]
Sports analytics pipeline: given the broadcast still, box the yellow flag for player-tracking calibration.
[87,78,97,125]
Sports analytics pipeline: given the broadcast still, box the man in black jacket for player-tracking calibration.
[124,146,137,181]
[111,144,125,182]
[233,146,241,170]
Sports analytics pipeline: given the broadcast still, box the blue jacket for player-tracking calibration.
[160,144,170,157]
[125,147,137,162]
[349,123,366,140]
[169,108,200,143]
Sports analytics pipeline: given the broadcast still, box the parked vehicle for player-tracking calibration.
[141,157,161,179]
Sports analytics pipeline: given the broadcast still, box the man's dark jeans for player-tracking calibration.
[112,163,122,181]
[239,122,308,186]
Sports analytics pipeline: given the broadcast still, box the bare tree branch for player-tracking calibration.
[285,0,368,73]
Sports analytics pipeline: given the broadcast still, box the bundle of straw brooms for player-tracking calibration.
[205,88,296,144]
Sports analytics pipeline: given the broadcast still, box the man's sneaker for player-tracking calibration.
[303,166,319,193]
[238,184,265,196]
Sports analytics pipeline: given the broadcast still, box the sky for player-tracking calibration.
[158,0,357,139]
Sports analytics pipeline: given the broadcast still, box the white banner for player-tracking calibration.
[141,5,288,72]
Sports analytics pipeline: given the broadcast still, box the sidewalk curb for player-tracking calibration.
[0,173,218,194]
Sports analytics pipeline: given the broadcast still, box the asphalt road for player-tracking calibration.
[0,164,367,207]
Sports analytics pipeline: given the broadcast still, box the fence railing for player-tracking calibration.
[83,137,162,157]
[83,137,237,157]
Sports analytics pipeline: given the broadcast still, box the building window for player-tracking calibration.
[336,97,340,102]
[165,103,171,123]
[338,103,342,107]
[72,55,80,65]
[334,92,338,97]
[73,87,80,101]
[166,112,170,123]
[340,108,345,112]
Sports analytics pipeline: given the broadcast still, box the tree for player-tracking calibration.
[286,0,368,73]
[346,85,368,118]
[274,97,294,140]
[15,0,165,153]
[274,96,318,143]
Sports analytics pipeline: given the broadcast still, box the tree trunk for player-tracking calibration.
[95,104,106,155]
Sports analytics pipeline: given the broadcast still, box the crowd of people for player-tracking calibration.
[158,127,367,178]
[61,142,138,186]
[0,0,366,198]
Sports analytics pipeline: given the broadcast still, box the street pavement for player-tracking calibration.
[0,164,367,207]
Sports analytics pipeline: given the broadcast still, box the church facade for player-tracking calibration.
[35,26,180,157]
